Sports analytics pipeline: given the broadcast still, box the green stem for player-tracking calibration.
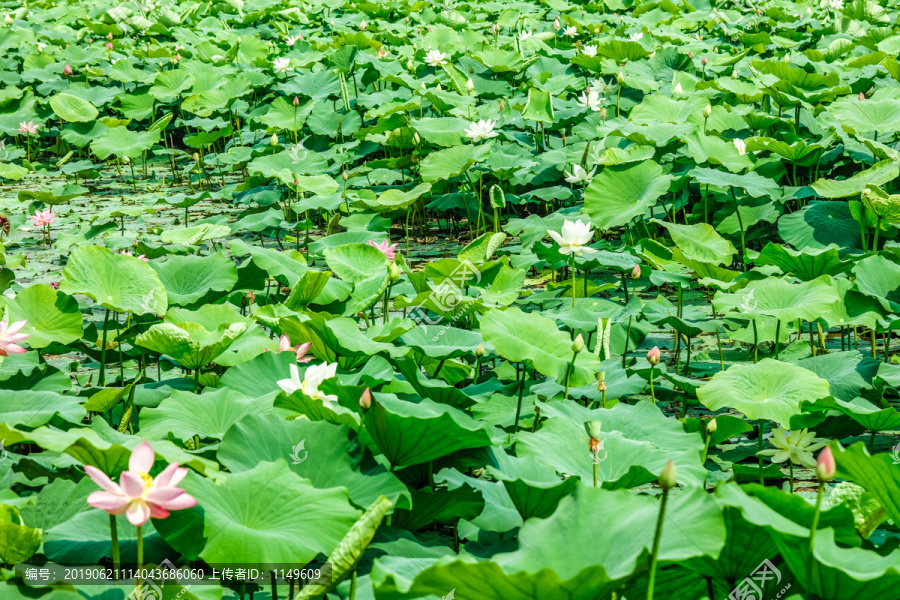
[405,206,411,262]
[571,255,576,307]
[752,319,759,363]
[593,461,598,488]
[513,363,525,435]
[649,367,656,404]
[701,433,711,464]
[646,489,669,600]
[109,514,120,578]
[349,569,357,600]
[758,420,765,486]
[99,309,111,387]
[809,482,823,560]
[774,320,781,360]
[716,328,724,371]
[623,315,633,368]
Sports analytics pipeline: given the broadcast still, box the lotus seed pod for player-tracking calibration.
[589,437,603,454]
[192,152,199,161]
[659,460,677,490]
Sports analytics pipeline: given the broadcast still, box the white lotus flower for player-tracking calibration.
[277,362,339,406]
[465,119,498,142]
[733,138,747,155]
[674,82,683,94]
[424,49,448,66]
[582,45,597,57]
[577,90,602,112]
[37,42,46,52]
[564,26,577,37]
[273,57,291,72]
[548,219,597,256]
[630,32,643,41]
[519,31,533,40]
[564,164,597,184]
[829,0,843,9]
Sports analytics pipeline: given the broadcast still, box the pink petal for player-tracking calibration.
[6,321,26,336]
[84,465,123,494]
[148,504,170,519]
[153,463,185,488]
[119,471,146,498]
[125,500,151,526]
[144,487,185,504]
[87,491,129,513]
[152,493,197,511]
[129,441,155,473]
[278,335,291,352]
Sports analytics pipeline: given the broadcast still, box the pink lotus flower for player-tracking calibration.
[119,250,149,261]
[368,239,398,261]
[84,441,197,526]
[378,47,389,58]
[0,320,29,356]
[17,121,38,135]
[31,208,56,227]
[276,334,313,363]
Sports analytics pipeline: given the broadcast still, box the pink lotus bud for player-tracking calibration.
[107,32,113,40]
[63,64,71,75]
[659,460,677,490]
[647,346,660,365]
[360,387,372,410]
[688,51,693,59]
[631,264,641,279]
[88,38,93,44]
[859,92,865,101]
[816,447,835,482]
[553,16,560,30]
[342,170,349,181]
[701,56,707,65]
[293,96,300,107]
[105,42,113,50]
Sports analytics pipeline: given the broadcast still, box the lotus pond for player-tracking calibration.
[0,0,899,599]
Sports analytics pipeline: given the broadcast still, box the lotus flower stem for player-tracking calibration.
[871,329,877,360]
[731,188,747,272]
[809,481,824,558]
[513,362,525,434]
[621,270,629,302]
[715,328,724,371]
[571,255,576,307]
[348,569,357,600]
[774,320,781,359]
[789,462,793,493]
[648,366,656,404]
[752,319,759,363]
[99,309,111,387]
[646,487,670,600]
[405,207,411,262]
[757,420,765,485]
[623,315,633,368]
[109,514,120,577]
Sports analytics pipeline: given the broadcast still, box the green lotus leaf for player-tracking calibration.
[134,321,246,370]
[811,160,900,199]
[138,387,258,441]
[583,160,672,229]
[755,243,851,280]
[698,359,830,427]
[832,441,900,526]
[150,252,238,306]
[160,223,231,245]
[3,284,83,348]
[49,93,98,123]
[90,126,159,160]
[712,275,841,321]
[325,242,390,284]
[153,461,362,565]
[59,245,167,316]
[657,220,737,266]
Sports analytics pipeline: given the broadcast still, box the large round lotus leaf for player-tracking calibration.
[49,93,99,123]
[755,243,851,280]
[153,461,362,564]
[134,322,246,370]
[778,201,862,250]
[852,255,900,311]
[712,275,841,321]
[150,251,238,306]
[59,245,167,315]
[811,160,900,199]
[325,242,389,284]
[218,411,410,509]
[698,359,830,427]
[3,284,83,348]
[481,307,593,388]
[90,126,159,160]
[829,97,900,135]
[137,387,258,441]
[583,160,672,229]
[657,220,737,266]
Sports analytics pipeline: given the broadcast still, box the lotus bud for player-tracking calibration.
[498,99,505,111]
[64,64,72,75]
[674,82,683,94]
[293,96,300,107]
[616,71,624,84]
[572,333,585,353]
[599,107,607,121]
[783,54,790,63]
[647,346,660,365]
[270,133,278,146]
[701,56,707,65]
[389,261,400,281]
[122,156,130,164]
[191,152,199,161]
[3,14,12,25]
[436,83,442,91]
[659,460,677,491]
[631,264,641,279]
[175,53,181,61]
[406,59,414,71]
[554,16,560,30]
[360,19,367,30]
[359,387,372,410]
[816,447,835,482]
[492,23,499,35]
[342,170,348,181]
[475,343,485,356]
[704,103,712,118]
[405,16,409,22]
[466,78,475,92]
[858,92,865,101]
[688,51,693,59]
[107,32,113,40]
[706,417,717,434]
[106,42,113,50]
[413,132,421,145]
[88,38,93,44]
[593,27,600,34]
